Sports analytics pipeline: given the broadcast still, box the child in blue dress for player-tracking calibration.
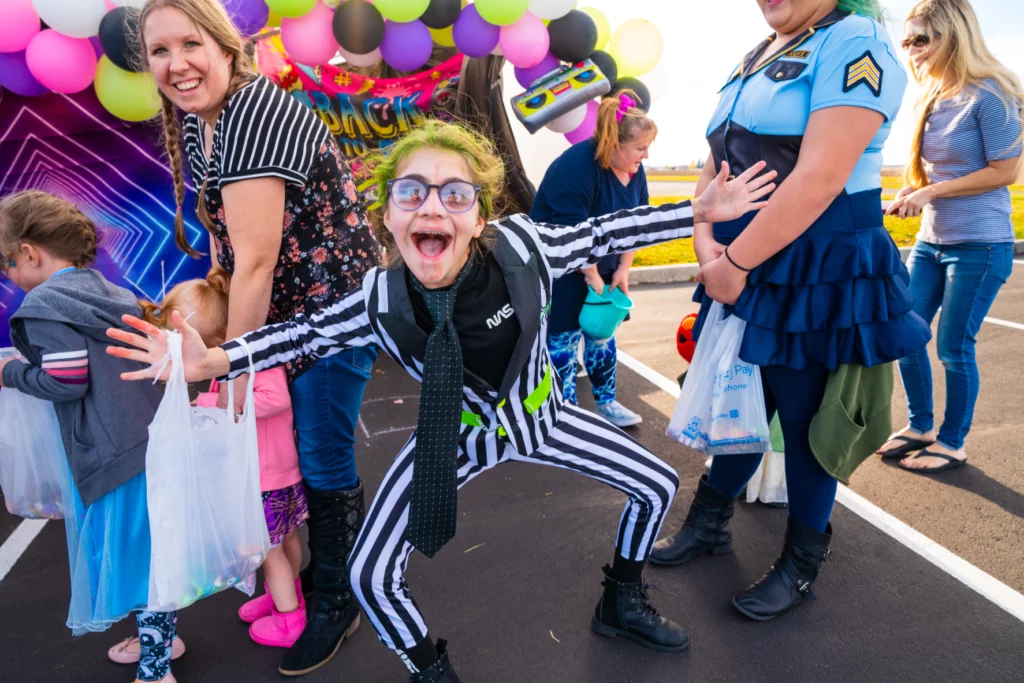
[0,191,180,683]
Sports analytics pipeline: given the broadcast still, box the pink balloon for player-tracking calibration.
[25,30,97,94]
[0,0,41,54]
[499,12,549,69]
[564,99,598,144]
[339,46,382,68]
[281,1,338,66]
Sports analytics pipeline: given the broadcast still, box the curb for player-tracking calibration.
[629,239,1024,287]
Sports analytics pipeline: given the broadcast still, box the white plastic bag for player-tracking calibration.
[145,333,269,612]
[746,452,788,505]
[668,302,771,455]
[0,383,68,519]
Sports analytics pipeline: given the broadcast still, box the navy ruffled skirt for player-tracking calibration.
[693,190,931,370]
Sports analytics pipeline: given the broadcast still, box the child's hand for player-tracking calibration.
[106,310,217,382]
[695,161,777,224]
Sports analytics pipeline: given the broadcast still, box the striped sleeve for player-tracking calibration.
[216,76,331,188]
[220,286,377,380]
[0,320,90,402]
[518,200,696,280]
[977,85,1023,162]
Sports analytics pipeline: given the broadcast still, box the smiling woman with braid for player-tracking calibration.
[137,0,379,675]
[108,119,776,682]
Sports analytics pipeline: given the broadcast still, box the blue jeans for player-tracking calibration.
[289,346,378,491]
[898,241,1013,450]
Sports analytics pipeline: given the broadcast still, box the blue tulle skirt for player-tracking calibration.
[693,189,932,369]
[61,458,151,635]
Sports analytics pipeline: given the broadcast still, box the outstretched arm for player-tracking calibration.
[529,161,776,280]
[107,287,377,383]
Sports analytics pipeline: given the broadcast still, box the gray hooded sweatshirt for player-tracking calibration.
[2,269,161,506]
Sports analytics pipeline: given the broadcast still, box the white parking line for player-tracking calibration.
[985,316,1024,332]
[0,520,48,584]
[617,350,1024,623]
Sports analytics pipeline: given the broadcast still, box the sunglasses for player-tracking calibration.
[386,177,482,214]
[901,33,933,50]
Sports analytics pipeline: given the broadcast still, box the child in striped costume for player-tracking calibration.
[109,121,776,682]
[0,191,180,683]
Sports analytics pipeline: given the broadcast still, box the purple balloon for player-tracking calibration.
[514,52,561,89]
[222,0,270,37]
[0,50,50,97]
[452,5,499,58]
[89,36,104,60]
[380,20,432,73]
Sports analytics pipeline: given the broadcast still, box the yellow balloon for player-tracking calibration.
[267,9,283,27]
[94,56,161,123]
[610,18,663,78]
[430,25,455,47]
[578,7,610,51]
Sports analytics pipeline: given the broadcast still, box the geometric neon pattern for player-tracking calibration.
[0,88,209,345]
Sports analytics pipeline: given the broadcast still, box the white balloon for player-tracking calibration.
[546,103,588,133]
[528,0,576,21]
[110,0,147,7]
[641,62,670,103]
[338,47,382,68]
[31,0,107,39]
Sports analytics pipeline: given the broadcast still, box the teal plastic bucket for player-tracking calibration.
[578,286,633,341]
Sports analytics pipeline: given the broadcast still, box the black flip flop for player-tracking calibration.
[878,435,935,459]
[898,449,967,474]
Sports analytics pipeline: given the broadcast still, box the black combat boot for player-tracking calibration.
[732,517,832,621]
[591,565,689,652]
[279,483,365,676]
[649,475,737,566]
[409,640,461,683]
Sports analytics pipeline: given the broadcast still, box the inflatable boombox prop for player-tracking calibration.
[511,59,611,134]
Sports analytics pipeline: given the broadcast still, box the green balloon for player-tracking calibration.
[265,0,317,19]
[474,0,529,26]
[94,57,161,123]
[375,0,429,23]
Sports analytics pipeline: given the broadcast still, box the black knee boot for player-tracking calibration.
[591,565,689,652]
[409,640,461,683]
[732,517,832,621]
[279,483,365,677]
[648,475,737,566]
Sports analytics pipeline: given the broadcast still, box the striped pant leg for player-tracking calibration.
[510,403,680,562]
[347,433,496,653]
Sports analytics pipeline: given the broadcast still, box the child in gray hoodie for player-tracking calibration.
[0,191,182,683]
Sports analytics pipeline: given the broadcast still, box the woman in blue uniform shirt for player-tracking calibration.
[650,0,932,621]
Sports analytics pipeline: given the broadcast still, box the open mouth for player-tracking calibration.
[411,230,453,259]
[174,79,201,93]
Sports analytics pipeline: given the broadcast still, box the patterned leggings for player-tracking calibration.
[135,611,177,682]
[548,329,617,405]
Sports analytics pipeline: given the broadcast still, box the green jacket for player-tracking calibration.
[808,363,894,485]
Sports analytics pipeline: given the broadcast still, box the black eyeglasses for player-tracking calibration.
[901,33,933,50]
[386,177,482,214]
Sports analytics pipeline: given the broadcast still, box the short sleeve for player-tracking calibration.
[976,86,1023,162]
[529,150,600,226]
[216,77,330,188]
[809,24,907,122]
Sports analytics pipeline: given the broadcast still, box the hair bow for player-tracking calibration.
[616,93,637,122]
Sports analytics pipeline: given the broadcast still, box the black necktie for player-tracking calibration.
[407,264,471,557]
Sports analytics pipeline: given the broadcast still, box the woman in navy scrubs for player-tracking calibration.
[531,92,656,428]
[650,0,931,621]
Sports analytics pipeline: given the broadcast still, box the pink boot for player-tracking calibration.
[249,605,307,648]
[238,577,304,623]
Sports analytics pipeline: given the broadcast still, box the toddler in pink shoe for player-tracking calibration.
[142,268,309,648]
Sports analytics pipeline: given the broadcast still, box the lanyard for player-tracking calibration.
[51,267,77,279]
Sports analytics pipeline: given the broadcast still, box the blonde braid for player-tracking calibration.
[160,95,201,258]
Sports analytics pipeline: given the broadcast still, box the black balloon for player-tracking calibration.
[333,0,386,55]
[99,7,142,72]
[612,78,652,113]
[547,10,598,63]
[420,0,461,29]
[590,50,617,85]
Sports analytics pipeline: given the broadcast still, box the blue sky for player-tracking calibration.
[509,0,1024,174]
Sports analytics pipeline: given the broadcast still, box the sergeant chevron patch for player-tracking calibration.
[844,51,883,96]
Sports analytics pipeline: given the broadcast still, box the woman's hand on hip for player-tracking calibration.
[695,254,747,305]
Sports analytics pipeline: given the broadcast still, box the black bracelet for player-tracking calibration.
[724,246,753,272]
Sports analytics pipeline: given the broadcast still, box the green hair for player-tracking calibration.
[368,119,506,264]
[837,0,887,21]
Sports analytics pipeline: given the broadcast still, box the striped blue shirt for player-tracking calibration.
[918,80,1023,244]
